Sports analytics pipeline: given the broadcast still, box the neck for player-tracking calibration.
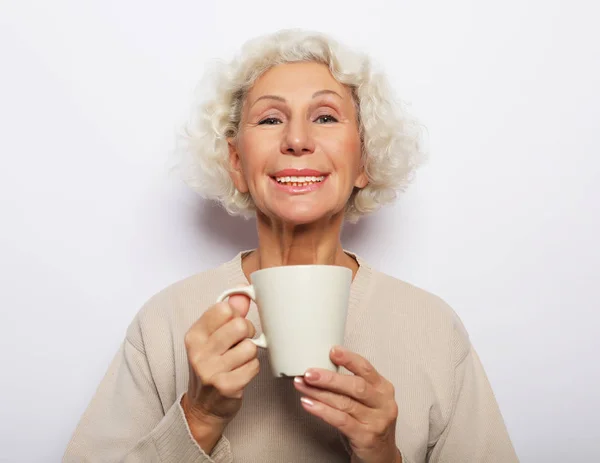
[242,211,359,279]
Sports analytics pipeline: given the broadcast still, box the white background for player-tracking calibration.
[1,0,598,461]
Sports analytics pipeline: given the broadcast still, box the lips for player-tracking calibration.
[269,172,329,194]
[269,168,329,191]
[271,169,328,178]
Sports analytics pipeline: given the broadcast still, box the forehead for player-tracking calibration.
[247,62,351,100]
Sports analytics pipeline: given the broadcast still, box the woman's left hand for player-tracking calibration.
[293,346,402,463]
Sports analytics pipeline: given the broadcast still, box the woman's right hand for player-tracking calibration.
[181,294,260,453]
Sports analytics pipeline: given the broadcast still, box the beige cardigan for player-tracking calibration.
[64,251,519,462]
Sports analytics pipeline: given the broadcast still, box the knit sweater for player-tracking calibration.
[63,250,519,462]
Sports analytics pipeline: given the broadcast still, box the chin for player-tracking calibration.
[273,205,332,226]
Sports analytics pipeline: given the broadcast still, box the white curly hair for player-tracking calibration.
[171,29,427,223]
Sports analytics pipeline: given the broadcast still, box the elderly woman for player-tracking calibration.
[64,30,518,463]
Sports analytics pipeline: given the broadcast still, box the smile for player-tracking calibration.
[274,175,326,186]
[269,175,329,194]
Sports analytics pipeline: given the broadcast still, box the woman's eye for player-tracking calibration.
[258,117,282,125]
[315,114,338,124]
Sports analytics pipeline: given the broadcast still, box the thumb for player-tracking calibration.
[227,293,251,318]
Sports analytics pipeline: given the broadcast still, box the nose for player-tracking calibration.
[280,118,315,156]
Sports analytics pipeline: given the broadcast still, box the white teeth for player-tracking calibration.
[275,175,325,184]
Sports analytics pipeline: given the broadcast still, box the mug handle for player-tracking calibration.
[216,286,268,348]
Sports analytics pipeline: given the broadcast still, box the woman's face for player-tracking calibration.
[228,61,367,225]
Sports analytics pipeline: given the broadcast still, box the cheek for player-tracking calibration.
[239,131,279,169]
[322,135,362,177]
[238,137,265,176]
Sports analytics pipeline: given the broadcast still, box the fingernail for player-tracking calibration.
[331,346,343,359]
[300,397,314,407]
[293,376,304,385]
[304,370,320,381]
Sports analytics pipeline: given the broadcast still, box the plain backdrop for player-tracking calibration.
[1,0,599,462]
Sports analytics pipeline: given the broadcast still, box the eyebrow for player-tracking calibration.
[250,89,343,108]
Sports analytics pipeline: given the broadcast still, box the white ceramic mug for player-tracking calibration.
[216,265,352,377]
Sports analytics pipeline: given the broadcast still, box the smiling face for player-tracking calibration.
[228,61,368,225]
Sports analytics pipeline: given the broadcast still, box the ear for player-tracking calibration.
[227,137,249,194]
[354,169,368,189]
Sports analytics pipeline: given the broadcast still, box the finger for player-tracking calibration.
[227,294,251,317]
[299,370,380,408]
[299,396,361,439]
[219,339,259,372]
[193,331,258,381]
[330,346,382,387]
[184,303,234,352]
[208,317,256,355]
[197,302,236,337]
[211,358,260,398]
[294,377,371,420]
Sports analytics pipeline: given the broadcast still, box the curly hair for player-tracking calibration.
[170,29,427,223]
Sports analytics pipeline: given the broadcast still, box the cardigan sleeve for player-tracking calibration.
[62,338,233,463]
[427,342,519,463]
